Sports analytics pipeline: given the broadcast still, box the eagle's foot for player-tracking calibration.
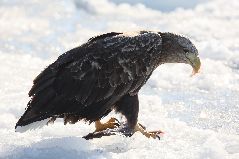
[134,123,164,140]
[83,118,121,140]
[94,117,120,132]
[82,121,163,140]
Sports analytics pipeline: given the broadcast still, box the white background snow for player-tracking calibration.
[0,0,239,158]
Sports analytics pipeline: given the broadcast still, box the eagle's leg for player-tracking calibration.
[115,94,163,139]
[83,94,163,140]
[94,118,120,132]
[114,94,139,136]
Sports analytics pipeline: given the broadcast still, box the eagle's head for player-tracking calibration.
[160,32,201,75]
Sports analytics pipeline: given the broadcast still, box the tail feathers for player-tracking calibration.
[15,117,51,133]
[15,88,57,132]
[15,110,51,132]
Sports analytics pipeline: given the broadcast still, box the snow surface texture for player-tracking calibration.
[0,0,239,158]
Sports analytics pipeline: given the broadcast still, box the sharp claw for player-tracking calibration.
[114,122,120,127]
[107,118,120,128]
[112,118,120,127]
[155,131,164,140]
[114,118,120,124]
[156,134,161,140]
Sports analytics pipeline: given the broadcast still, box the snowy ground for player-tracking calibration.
[0,0,239,158]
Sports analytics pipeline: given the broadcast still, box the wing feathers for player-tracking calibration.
[29,78,55,96]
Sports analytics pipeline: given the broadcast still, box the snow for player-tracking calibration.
[0,0,239,158]
[110,0,207,12]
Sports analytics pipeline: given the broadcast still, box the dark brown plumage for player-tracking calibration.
[15,31,200,138]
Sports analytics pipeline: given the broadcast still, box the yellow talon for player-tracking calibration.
[134,123,163,139]
[94,118,119,132]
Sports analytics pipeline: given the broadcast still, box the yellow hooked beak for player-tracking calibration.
[186,53,201,76]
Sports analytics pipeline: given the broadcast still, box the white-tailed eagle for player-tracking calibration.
[15,31,201,139]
